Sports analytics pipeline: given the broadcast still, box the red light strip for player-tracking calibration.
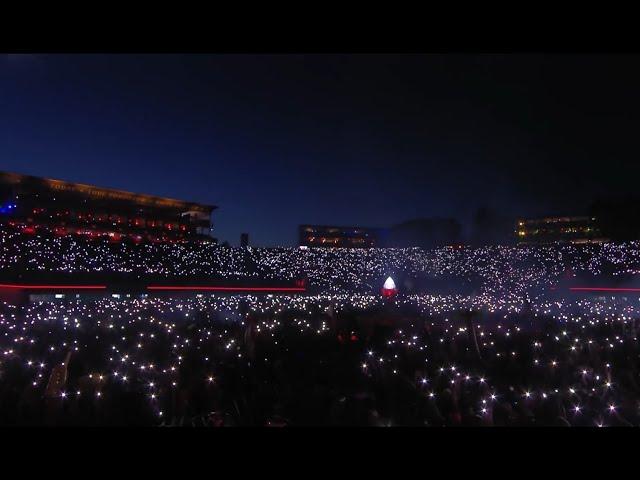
[0,284,107,290]
[147,286,306,292]
[569,287,640,292]
[0,283,305,292]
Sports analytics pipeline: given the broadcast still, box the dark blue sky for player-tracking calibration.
[2,54,640,246]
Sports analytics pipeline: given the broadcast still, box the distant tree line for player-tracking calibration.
[375,206,515,248]
[590,195,640,241]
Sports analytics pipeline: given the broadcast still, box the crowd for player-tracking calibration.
[0,293,639,426]
[4,229,640,296]
[2,228,640,426]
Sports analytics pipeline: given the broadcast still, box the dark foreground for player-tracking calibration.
[1,296,639,427]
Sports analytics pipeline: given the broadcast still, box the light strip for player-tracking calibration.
[147,286,306,292]
[569,287,640,292]
[0,284,107,290]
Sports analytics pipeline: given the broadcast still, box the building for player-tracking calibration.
[299,225,379,248]
[240,233,249,247]
[515,216,607,244]
[0,171,216,242]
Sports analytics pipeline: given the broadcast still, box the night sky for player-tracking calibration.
[2,54,640,246]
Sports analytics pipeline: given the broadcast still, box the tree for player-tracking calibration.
[385,218,462,248]
[590,196,640,241]
[471,206,513,246]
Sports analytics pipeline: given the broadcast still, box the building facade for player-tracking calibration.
[0,171,216,242]
[299,225,379,248]
[516,216,607,244]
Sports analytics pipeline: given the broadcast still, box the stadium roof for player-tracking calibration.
[0,170,216,213]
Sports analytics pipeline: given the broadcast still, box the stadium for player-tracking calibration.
[3,54,640,429]
[2,194,640,425]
